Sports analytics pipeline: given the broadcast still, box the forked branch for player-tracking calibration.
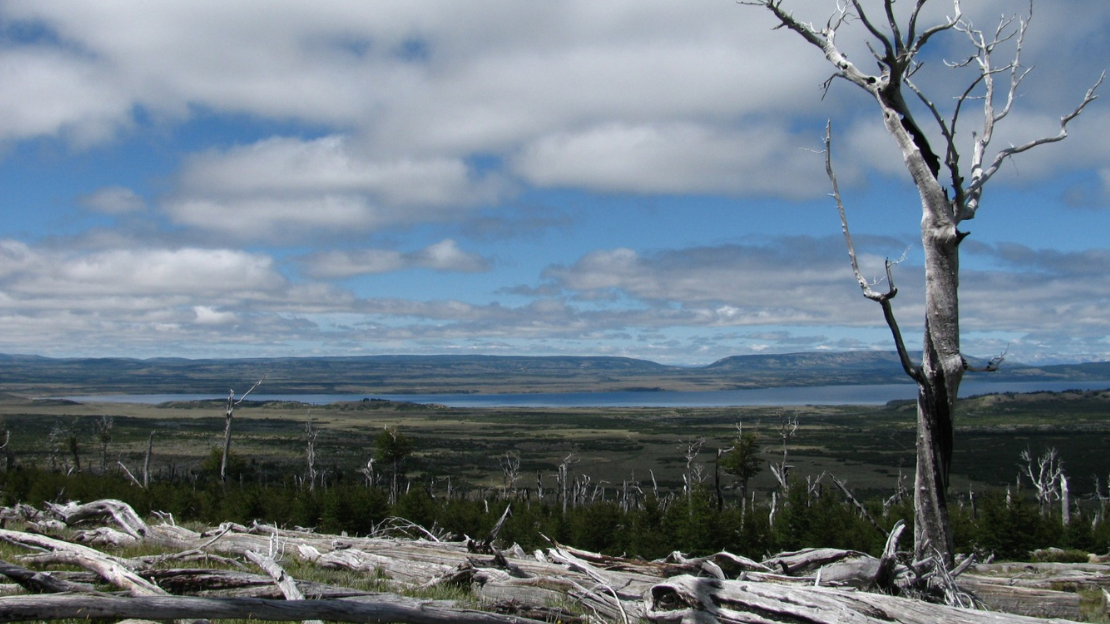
[825,123,922,382]
[957,4,1104,219]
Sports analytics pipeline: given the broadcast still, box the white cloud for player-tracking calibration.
[165,135,505,239]
[0,1,1108,364]
[300,239,491,278]
[542,238,902,326]
[79,186,146,214]
[0,48,133,146]
[2,234,1110,363]
[3,0,1106,194]
[413,239,490,272]
[0,242,286,300]
[193,305,238,325]
[512,121,829,198]
[165,195,379,238]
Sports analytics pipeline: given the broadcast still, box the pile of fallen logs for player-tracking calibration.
[0,498,1105,623]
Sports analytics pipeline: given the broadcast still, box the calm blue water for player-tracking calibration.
[62,380,1110,408]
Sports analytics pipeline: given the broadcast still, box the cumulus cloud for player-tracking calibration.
[0,242,286,300]
[1,234,1109,363]
[164,135,505,239]
[0,47,133,146]
[2,1,1106,193]
[299,239,491,278]
[512,121,829,198]
[959,243,1110,338]
[0,1,1108,364]
[542,237,909,326]
[79,186,147,214]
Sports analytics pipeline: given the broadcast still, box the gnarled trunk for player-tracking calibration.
[915,219,964,566]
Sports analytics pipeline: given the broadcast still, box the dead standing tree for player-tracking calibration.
[221,377,264,483]
[748,0,1103,565]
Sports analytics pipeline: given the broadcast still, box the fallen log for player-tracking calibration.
[47,499,150,539]
[7,498,1099,623]
[143,567,373,598]
[645,575,1083,624]
[0,528,164,596]
[957,575,1082,619]
[0,558,94,593]
[761,547,867,575]
[246,550,325,624]
[0,592,547,624]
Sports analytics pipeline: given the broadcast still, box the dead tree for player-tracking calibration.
[1019,447,1065,517]
[93,415,113,473]
[304,415,319,491]
[499,452,522,499]
[48,418,81,474]
[749,0,1102,565]
[0,426,10,471]
[682,438,705,515]
[769,415,797,492]
[555,452,578,515]
[375,427,413,506]
[143,431,154,488]
[221,377,264,483]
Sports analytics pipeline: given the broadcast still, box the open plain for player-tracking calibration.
[2,388,1108,501]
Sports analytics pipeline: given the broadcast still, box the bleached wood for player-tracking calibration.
[0,593,546,624]
[246,550,325,624]
[48,499,150,539]
[0,528,163,596]
[0,558,94,593]
[750,0,1102,567]
[645,574,1083,624]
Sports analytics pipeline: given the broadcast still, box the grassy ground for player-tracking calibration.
[0,389,1107,500]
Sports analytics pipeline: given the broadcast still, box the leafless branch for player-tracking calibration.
[963,345,1007,373]
[1019,447,1065,513]
[958,2,1103,219]
[117,460,145,489]
[849,0,894,62]
[825,123,922,382]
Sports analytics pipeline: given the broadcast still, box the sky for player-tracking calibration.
[0,0,1108,366]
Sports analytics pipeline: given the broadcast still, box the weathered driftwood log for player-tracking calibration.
[143,567,375,598]
[5,499,1100,624]
[73,526,141,547]
[0,558,94,593]
[47,499,150,539]
[0,528,164,596]
[645,575,1083,624]
[957,575,1081,620]
[969,562,1110,590]
[761,547,867,575]
[0,593,547,624]
[574,547,770,579]
[246,549,325,624]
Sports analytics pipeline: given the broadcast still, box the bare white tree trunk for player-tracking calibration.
[143,430,154,489]
[221,378,264,483]
[754,0,1102,566]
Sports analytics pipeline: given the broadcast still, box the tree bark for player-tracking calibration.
[0,593,545,624]
[874,66,965,568]
[755,0,1100,568]
[645,575,1083,624]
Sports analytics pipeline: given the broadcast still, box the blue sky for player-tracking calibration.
[1,0,1108,365]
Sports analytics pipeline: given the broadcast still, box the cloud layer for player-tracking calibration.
[0,1,1108,364]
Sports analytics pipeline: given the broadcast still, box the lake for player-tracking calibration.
[62,380,1110,408]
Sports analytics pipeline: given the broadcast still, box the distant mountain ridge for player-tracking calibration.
[707,351,908,372]
[1,351,1107,396]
